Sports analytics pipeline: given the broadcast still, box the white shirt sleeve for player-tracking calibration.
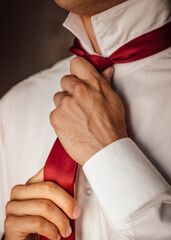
[83,138,171,239]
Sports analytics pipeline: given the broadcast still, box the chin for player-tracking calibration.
[54,0,82,12]
[54,0,100,16]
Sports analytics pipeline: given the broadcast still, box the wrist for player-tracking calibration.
[81,135,128,166]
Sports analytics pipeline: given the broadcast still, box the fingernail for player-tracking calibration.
[66,225,72,237]
[73,206,81,218]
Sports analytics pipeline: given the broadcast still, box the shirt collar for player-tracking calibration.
[63,0,171,57]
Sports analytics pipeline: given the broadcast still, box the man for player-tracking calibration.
[0,0,171,239]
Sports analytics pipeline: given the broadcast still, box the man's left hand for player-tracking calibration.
[50,57,128,166]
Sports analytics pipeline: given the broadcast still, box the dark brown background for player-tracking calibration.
[0,0,73,98]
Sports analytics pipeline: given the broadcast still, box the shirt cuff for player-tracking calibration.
[82,138,170,226]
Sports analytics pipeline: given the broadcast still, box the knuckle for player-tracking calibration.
[33,216,44,230]
[4,215,15,230]
[5,201,13,214]
[50,109,63,131]
[43,181,56,194]
[60,75,66,84]
[53,92,58,102]
[73,82,88,96]
[11,185,21,199]
[39,200,52,213]
[60,75,69,86]
[61,96,72,107]
[33,216,57,240]
[70,56,82,68]
[49,110,58,127]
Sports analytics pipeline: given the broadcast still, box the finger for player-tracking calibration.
[5,215,59,240]
[6,199,72,238]
[70,56,105,87]
[61,75,79,93]
[61,75,90,99]
[101,67,114,86]
[53,91,70,108]
[26,168,44,184]
[10,182,81,220]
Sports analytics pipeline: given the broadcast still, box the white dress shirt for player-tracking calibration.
[0,0,171,239]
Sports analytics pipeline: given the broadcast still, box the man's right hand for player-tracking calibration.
[4,168,81,240]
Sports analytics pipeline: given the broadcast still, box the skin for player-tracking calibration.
[54,0,127,16]
[51,57,127,166]
[4,0,128,239]
[5,169,81,240]
[55,0,127,52]
[82,16,101,54]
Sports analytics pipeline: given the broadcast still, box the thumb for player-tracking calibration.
[102,66,114,85]
[26,168,44,184]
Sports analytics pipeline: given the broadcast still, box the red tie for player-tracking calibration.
[42,22,171,240]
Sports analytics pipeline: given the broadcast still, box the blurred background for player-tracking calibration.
[0,0,74,98]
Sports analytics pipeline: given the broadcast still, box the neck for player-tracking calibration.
[82,16,101,54]
[81,0,127,54]
[64,0,169,58]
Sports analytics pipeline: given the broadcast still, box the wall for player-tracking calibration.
[0,0,73,98]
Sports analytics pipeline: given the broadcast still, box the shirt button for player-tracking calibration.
[85,188,92,196]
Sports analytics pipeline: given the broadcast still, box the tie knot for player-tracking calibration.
[83,54,114,73]
[69,38,113,73]
[69,22,171,73]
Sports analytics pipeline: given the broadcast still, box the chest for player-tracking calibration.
[114,62,171,182]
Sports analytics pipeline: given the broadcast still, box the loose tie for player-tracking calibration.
[41,21,171,240]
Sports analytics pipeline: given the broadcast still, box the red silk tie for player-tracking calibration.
[42,22,171,240]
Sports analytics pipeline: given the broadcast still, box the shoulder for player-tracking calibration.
[0,56,72,117]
